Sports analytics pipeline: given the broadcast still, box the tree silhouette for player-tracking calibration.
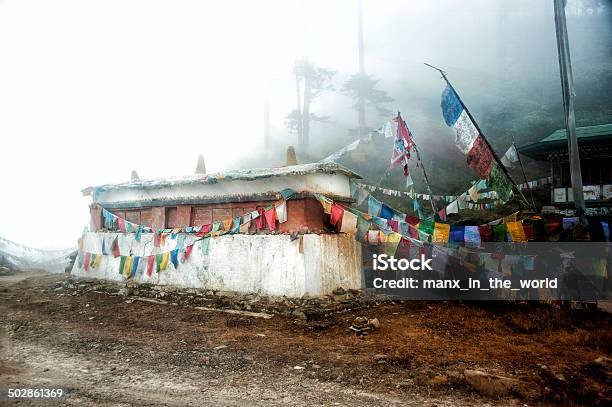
[285,60,335,153]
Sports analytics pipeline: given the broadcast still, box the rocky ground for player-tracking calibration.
[1,270,610,406]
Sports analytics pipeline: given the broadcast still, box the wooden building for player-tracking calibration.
[519,124,612,212]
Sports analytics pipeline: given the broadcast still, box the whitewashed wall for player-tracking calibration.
[72,232,362,297]
[95,173,351,205]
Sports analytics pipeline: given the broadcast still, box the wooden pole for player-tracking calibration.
[510,136,537,210]
[424,62,532,209]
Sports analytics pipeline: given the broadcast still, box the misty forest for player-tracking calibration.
[244,0,611,217]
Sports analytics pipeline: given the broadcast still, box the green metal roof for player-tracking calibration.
[539,124,612,143]
[518,123,612,159]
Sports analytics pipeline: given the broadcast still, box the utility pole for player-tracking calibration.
[553,0,587,221]
[357,0,366,137]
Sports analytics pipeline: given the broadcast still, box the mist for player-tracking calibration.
[0,0,610,249]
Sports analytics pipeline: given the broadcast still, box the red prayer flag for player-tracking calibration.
[184,244,194,260]
[330,203,344,226]
[256,207,266,230]
[146,256,155,277]
[466,135,495,179]
[522,223,534,241]
[196,224,212,237]
[388,220,399,232]
[111,237,121,258]
[84,253,91,271]
[117,217,126,233]
[478,225,493,242]
[264,206,277,231]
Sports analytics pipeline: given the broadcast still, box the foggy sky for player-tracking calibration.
[0,0,607,249]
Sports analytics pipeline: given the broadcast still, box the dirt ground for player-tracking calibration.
[1,271,610,406]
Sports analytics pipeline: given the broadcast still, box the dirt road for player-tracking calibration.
[1,271,609,406]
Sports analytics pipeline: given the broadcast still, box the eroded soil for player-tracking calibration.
[1,271,610,406]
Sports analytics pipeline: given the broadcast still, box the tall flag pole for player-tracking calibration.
[389,112,437,216]
[553,0,586,222]
[424,63,532,209]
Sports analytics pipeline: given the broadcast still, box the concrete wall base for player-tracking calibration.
[72,232,363,297]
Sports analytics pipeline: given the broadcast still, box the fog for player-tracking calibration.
[0,0,610,249]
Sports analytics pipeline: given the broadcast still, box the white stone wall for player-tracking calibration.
[72,232,362,297]
[95,173,351,206]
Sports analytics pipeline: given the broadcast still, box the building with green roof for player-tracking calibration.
[519,124,612,211]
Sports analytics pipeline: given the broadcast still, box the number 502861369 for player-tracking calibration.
[6,388,65,398]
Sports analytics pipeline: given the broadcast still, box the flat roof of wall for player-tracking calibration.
[83,162,362,197]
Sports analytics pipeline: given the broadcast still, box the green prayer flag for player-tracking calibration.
[118,256,126,275]
[355,217,371,242]
[492,223,508,242]
[201,237,211,255]
[488,163,513,202]
[156,253,163,272]
[417,219,434,235]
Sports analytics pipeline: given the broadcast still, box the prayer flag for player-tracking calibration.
[146,256,155,276]
[355,217,370,242]
[170,249,179,269]
[201,237,211,255]
[118,217,127,233]
[111,236,121,258]
[183,244,194,261]
[464,226,481,246]
[131,256,140,278]
[488,163,513,202]
[478,225,493,242]
[92,254,102,269]
[280,188,296,200]
[275,201,288,223]
[433,222,450,243]
[366,230,379,244]
[123,256,133,278]
[231,217,241,233]
[339,210,358,234]
[492,224,508,242]
[389,112,413,176]
[155,253,162,272]
[330,203,344,226]
[84,253,91,271]
[501,143,519,167]
[159,252,170,271]
[449,225,465,243]
[379,203,394,220]
[441,84,478,154]
[466,135,495,178]
[506,221,526,242]
[119,255,126,275]
[446,200,458,215]
[264,206,277,231]
[368,196,382,217]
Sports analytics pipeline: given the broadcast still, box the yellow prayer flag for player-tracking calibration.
[159,252,170,271]
[388,233,402,243]
[503,212,519,223]
[222,219,233,231]
[123,256,133,278]
[468,185,479,202]
[433,222,450,243]
[506,221,526,242]
[320,199,332,215]
[92,254,102,269]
